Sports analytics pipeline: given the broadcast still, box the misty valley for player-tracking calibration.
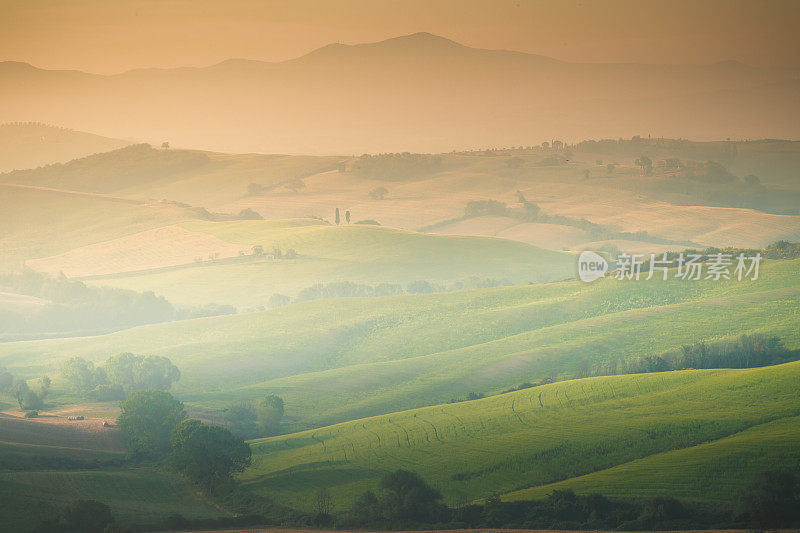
[2,13,800,533]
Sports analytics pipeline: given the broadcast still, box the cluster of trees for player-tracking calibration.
[336,469,799,531]
[270,277,514,308]
[61,353,180,401]
[0,367,50,411]
[447,391,485,403]
[589,335,797,378]
[117,391,251,493]
[351,153,443,180]
[638,241,800,273]
[294,281,403,304]
[456,199,683,245]
[764,240,800,259]
[667,335,797,370]
[222,394,285,439]
[344,470,446,526]
[251,245,298,259]
[574,136,740,162]
[0,271,235,338]
[502,377,554,394]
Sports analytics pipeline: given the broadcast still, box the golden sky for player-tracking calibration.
[2,0,799,74]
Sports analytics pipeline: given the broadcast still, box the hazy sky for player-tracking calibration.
[2,0,799,74]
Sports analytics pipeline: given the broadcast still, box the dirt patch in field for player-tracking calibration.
[0,411,124,453]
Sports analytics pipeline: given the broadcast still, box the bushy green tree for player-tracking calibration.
[406,280,435,294]
[105,353,180,392]
[223,400,258,438]
[348,470,445,525]
[61,357,101,393]
[170,419,251,492]
[13,379,44,410]
[635,155,653,175]
[117,390,186,457]
[379,469,443,522]
[257,394,284,435]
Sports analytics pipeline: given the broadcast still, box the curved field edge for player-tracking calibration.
[502,414,800,504]
[238,361,800,511]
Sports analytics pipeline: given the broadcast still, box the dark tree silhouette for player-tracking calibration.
[170,419,251,492]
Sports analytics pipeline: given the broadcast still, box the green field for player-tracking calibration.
[504,414,800,502]
[2,259,798,429]
[0,468,224,531]
[80,219,576,308]
[240,361,800,510]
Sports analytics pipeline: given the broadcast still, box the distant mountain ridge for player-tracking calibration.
[1,33,798,154]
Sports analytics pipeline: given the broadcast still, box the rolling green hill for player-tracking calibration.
[240,361,800,511]
[503,413,800,503]
[1,259,798,428]
[79,220,575,308]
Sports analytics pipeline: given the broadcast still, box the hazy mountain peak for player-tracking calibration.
[291,32,475,66]
[377,31,464,47]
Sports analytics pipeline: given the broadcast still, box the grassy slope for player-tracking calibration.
[0,414,223,532]
[0,186,194,271]
[503,414,800,503]
[0,468,223,531]
[80,220,575,307]
[240,362,800,511]
[1,259,798,427]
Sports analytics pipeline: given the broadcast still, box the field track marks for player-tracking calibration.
[386,418,412,448]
